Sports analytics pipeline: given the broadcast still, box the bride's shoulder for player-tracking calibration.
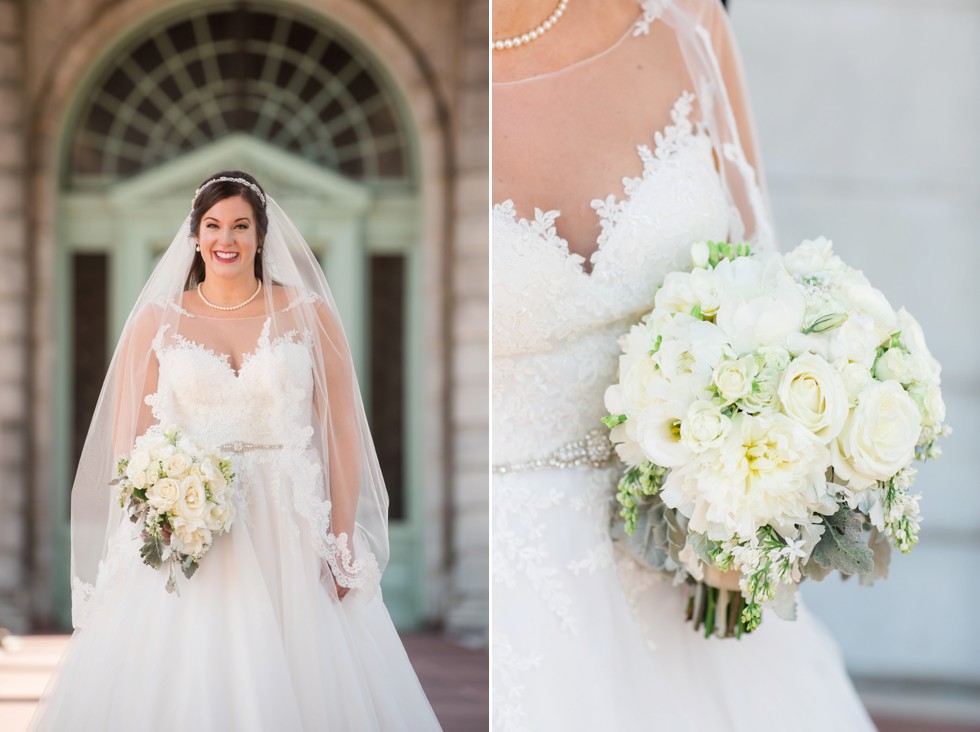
[268,282,322,311]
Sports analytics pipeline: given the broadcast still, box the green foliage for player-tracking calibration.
[139,533,164,569]
[809,507,874,576]
[601,414,627,429]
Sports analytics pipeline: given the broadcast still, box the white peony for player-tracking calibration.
[679,400,731,453]
[712,355,758,405]
[147,477,180,512]
[778,354,849,443]
[655,271,698,316]
[204,500,236,532]
[688,267,724,317]
[829,314,881,366]
[834,275,897,342]
[661,413,832,540]
[831,380,921,490]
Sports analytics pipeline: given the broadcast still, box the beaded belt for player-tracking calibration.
[493,428,615,474]
[218,440,283,454]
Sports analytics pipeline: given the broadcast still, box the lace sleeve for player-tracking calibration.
[311,298,381,591]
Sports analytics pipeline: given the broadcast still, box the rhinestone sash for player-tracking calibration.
[493,428,614,474]
[218,440,283,454]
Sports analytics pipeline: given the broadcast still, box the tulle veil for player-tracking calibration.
[69,179,388,627]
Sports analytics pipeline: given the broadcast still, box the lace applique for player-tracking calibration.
[281,288,320,313]
[633,0,668,36]
[492,634,543,732]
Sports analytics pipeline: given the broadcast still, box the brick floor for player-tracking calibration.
[0,633,488,732]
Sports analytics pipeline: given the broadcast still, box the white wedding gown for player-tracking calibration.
[492,3,878,729]
[30,314,441,731]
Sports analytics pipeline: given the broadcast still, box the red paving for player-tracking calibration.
[0,633,488,732]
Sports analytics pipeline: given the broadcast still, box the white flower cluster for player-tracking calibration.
[116,426,237,591]
[606,239,947,627]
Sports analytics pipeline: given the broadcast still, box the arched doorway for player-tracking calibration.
[53,3,429,628]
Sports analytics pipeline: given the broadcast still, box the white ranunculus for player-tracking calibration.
[756,345,791,372]
[778,354,849,443]
[635,401,692,468]
[163,452,192,478]
[177,475,209,521]
[712,355,758,405]
[836,360,873,405]
[783,237,841,278]
[661,413,831,540]
[170,516,212,558]
[147,477,181,512]
[831,380,921,490]
[739,366,780,415]
[680,400,731,453]
[874,348,915,386]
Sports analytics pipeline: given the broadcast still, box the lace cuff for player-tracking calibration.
[322,531,381,591]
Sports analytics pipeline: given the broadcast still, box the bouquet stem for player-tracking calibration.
[685,582,752,638]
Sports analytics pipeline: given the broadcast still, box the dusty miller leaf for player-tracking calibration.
[809,507,874,577]
[139,533,164,569]
[859,527,892,587]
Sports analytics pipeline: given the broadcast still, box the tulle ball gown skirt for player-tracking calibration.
[492,466,877,732]
[29,453,442,732]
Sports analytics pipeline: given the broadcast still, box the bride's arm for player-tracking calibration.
[111,304,161,456]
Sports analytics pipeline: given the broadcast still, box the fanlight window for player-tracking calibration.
[68,6,412,186]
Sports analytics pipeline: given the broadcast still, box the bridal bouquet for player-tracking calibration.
[604,239,947,638]
[114,427,237,593]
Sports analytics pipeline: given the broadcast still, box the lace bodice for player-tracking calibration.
[492,92,731,465]
[148,318,316,450]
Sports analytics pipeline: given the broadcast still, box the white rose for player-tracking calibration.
[163,452,192,478]
[144,468,159,487]
[831,380,921,490]
[170,516,212,557]
[712,355,758,405]
[177,475,208,521]
[778,354,849,443]
[836,360,873,405]
[635,401,693,468]
[680,400,731,453]
[874,348,915,385]
[783,237,841,277]
[205,500,236,532]
[130,471,147,490]
[147,477,181,512]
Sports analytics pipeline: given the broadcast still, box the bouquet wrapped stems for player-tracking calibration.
[686,566,751,638]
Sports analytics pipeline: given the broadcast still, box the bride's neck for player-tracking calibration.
[199,276,260,307]
[492,0,560,40]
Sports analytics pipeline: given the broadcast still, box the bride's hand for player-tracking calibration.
[702,565,742,592]
[334,581,349,600]
[320,559,349,600]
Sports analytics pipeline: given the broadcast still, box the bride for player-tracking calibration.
[492,0,877,729]
[30,172,442,731]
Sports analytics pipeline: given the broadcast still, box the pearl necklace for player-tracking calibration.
[492,0,570,51]
[197,279,263,311]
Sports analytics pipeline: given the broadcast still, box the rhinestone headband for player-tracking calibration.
[192,177,267,208]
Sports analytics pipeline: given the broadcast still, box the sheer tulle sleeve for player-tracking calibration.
[311,299,384,591]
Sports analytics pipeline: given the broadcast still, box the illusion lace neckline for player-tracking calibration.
[492,0,668,86]
[493,89,699,277]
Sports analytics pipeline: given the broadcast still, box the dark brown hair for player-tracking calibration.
[185,170,268,289]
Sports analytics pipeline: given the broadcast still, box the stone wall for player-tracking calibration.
[0,0,29,633]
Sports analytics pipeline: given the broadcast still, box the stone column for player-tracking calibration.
[0,0,29,633]
[445,0,489,638]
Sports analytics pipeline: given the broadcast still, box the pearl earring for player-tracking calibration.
[195,245,201,252]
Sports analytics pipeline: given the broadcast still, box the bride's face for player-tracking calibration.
[197,195,259,283]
